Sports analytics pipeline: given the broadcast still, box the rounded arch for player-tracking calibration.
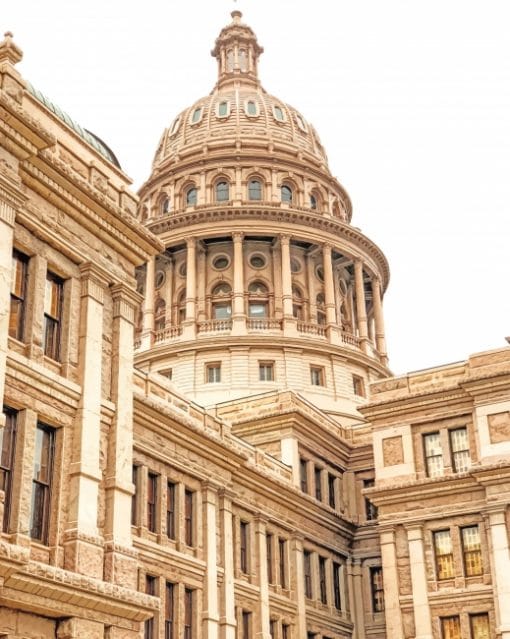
[183,183,198,207]
[214,179,230,203]
[158,193,171,215]
[211,282,232,296]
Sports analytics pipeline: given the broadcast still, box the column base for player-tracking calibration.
[63,530,104,578]
[282,317,299,337]
[103,541,138,589]
[231,316,247,336]
[181,321,197,340]
[326,325,341,345]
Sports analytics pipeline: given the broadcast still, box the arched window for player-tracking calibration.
[246,101,258,116]
[186,187,197,206]
[248,179,262,201]
[292,285,304,320]
[191,107,202,124]
[211,283,232,320]
[161,197,170,215]
[239,49,248,71]
[310,194,317,210]
[177,290,186,324]
[274,106,285,121]
[155,298,166,331]
[216,181,230,202]
[248,281,269,318]
[316,292,326,325]
[281,185,293,204]
[218,101,229,117]
[227,50,235,72]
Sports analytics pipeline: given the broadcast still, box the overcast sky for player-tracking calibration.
[4,0,510,375]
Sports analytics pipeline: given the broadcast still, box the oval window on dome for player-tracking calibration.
[212,255,230,271]
[155,270,165,289]
[273,105,285,121]
[245,100,258,117]
[218,101,229,118]
[249,254,267,269]
[191,107,203,124]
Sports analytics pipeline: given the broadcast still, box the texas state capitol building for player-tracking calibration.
[0,10,509,639]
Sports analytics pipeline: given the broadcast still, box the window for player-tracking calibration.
[450,427,471,472]
[424,432,444,478]
[206,363,221,383]
[310,366,325,387]
[147,472,158,532]
[184,588,193,639]
[440,616,461,639]
[319,556,327,604]
[240,521,249,574]
[191,107,202,123]
[434,530,454,580]
[278,538,287,588]
[310,194,317,210]
[145,575,157,639]
[281,185,292,203]
[314,466,322,501]
[0,408,17,532]
[43,272,63,361]
[282,625,290,639]
[370,567,384,612]
[131,465,139,525]
[266,533,274,583]
[9,250,28,341]
[218,101,229,117]
[186,187,197,206]
[166,481,176,539]
[161,197,170,214]
[212,256,230,271]
[213,303,232,320]
[248,303,267,318]
[299,458,308,493]
[30,423,55,543]
[211,282,232,320]
[364,479,378,521]
[292,285,304,320]
[246,101,258,116]
[352,374,365,397]
[216,181,230,202]
[461,525,482,576]
[177,290,186,324]
[333,562,342,610]
[241,611,251,639]
[274,105,285,121]
[259,362,274,382]
[165,582,175,639]
[249,254,266,269]
[328,473,336,509]
[248,179,262,200]
[184,489,194,546]
[269,620,276,639]
[470,613,490,639]
[303,550,312,598]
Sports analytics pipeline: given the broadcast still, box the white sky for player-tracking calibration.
[4,0,510,375]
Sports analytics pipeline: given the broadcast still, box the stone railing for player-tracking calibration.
[341,331,360,347]
[297,321,326,337]
[154,326,183,343]
[246,318,282,331]
[197,319,232,333]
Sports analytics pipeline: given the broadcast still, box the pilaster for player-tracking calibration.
[350,559,366,639]
[141,256,155,349]
[202,482,220,639]
[232,232,246,335]
[254,517,271,639]
[290,535,306,639]
[322,243,340,344]
[182,238,197,339]
[406,524,433,639]
[485,505,510,638]
[379,527,404,639]
[219,490,236,639]
[280,235,297,336]
[354,259,370,355]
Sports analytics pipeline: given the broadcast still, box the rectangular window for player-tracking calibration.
[166,481,176,540]
[248,303,267,318]
[147,472,158,533]
[269,620,276,639]
[240,520,249,574]
[314,466,322,501]
[131,465,139,525]
[328,473,336,509]
[424,432,444,477]
[9,250,28,341]
[145,575,157,639]
[0,408,17,532]
[278,538,287,588]
[299,458,308,493]
[259,362,274,382]
[30,423,55,543]
[43,271,64,361]
[310,366,324,386]
[352,374,365,397]
[184,588,193,639]
[165,582,175,639]
[282,625,290,639]
[206,363,221,383]
[364,478,378,521]
[370,566,384,612]
[434,530,454,580]
[242,611,251,639]
[461,525,482,577]
[440,616,461,639]
[450,427,471,473]
[266,533,274,584]
[319,556,327,604]
[184,489,194,546]
[470,613,490,639]
[333,562,342,610]
[303,550,312,598]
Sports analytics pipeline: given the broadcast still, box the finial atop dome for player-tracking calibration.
[211,11,264,90]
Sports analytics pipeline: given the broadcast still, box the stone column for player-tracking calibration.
[305,251,316,322]
[197,243,207,322]
[141,256,155,349]
[351,559,366,639]
[290,536,306,639]
[354,259,370,354]
[103,283,142,589]
[255,517,271,639]
[372,276,388,365]
[183,238,197,339]
[486,506,510,638]
[271,241,283,320]
[202,482,219,639]
[64,263,109,578]
[232,232,246,335]
[165,256,174,326]
[280,235,297,336]
[219,490,236,639]
[323,243,340,344]
[406,525,433,639]
[379,527,404,639]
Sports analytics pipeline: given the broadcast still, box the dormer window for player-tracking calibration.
[218,101,230,118]
[296,113,307,132]
[170,116,181,136]
[281,185,293,203]
[273,106,285,121]
[191,107,203,124]
[186,187,198,206]
[246,101,258,117]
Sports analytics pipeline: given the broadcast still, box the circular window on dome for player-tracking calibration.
[273,105,285,122]
[170,116,181,136]
[179,263,187,278]
[190,107,203,124]
[155,270,166,289]
[217,101,230,118]
[290,258,302,274]
[316,266,324,282]
[249,253,267,269]
[212,255,230,271]
[245,100,259,117]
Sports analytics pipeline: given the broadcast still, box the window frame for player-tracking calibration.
[165,581,175,639]
[9,249,28,342]
[318,556,327,604]
[166,481,176,540]
[184,488,194,547]
[206,363,222,384]
[30,422,56,544]
[423,431,444,478]
[259,362,274,382]
[433,529,455,580]
[215,181,230,202]
[461,524,482,577]
[310,366,325,387]
[0,407,17,532]
[248,179,263,201]
[43,271,64,362]
[303,550,312,599]
[370,566,384,613]
[240,520,249,574]
[147,471,158,533]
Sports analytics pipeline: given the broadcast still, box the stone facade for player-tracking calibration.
[0,11,507,639]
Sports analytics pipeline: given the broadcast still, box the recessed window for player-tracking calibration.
[147,472,158,533]
[30,423,55,543]
[186,187,198,206]
[370,567,384,612]
[440,617,461,639]
[10,250,28,341]
[218,101,229,117]
[364,478,378,520]
[1,408,17,532]
[184,489,194,546]
[170,116,181,135]
[316,266,324,282]
[248,179,262,200]
[184,588,194,639]
[249,254,266,269]
[333,562,342,610]
[44,271,64,362]
[246,100,258,116]
[310,366,325,387]
[424,432,443,478]
[206,363,221,383]
[352,374,365,397]
[179,263,187,277]
[434,529,454,580]
[470,614,490,639]
[314,466,322,501]
[213,303,231,320]
[450,427,471,472]
[216,181,230,202]
[240,521,249,574]
[295,113,307,131]
[290,258,302,273]
[281,185,293,203]
[299,458,308,493]
[248,302,267,318]
[273,105,285,121]
[191,107,202,124]
[166,481,176,539]
[259,362,274,382]
[161,197,170,214]
[319,556,327,603]
[461,525,482,576]
[278,538,287,588]
[310,194,317,210]
[212,255,230,270]
[328,473,336,510]
[303,550,312,598]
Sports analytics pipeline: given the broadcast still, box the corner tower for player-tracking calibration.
[135,12,390,423]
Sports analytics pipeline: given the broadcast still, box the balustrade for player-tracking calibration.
[198,319,233,333]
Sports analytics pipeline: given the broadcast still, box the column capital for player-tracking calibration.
[232,231,244,242]
[79,262,110,303]
[110,283,143,322]
[0,163,26,227]
[322,242,333,253]
[279,233,291,246]
[186,236,197,249]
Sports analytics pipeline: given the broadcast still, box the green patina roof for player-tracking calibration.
[27,83,121,169]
